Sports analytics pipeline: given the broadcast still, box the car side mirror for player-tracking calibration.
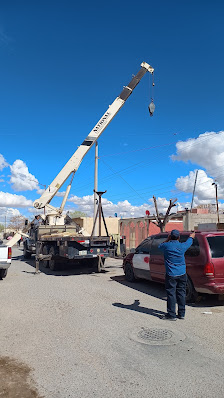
[130,248,136,253]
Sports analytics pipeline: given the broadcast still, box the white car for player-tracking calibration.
[0,240,12,279]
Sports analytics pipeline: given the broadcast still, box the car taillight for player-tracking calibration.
[90,249,93,253]
[204,262,214,276]
[8,247,12,259]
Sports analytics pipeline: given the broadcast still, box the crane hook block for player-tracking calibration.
[148,101,155,117]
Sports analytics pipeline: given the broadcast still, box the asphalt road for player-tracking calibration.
[0,246,224,398]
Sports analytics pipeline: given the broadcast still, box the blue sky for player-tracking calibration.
[1,0,224,222]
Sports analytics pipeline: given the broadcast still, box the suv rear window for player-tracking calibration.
[207,236,224,258]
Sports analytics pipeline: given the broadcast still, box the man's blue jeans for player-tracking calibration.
[165,274,187,318]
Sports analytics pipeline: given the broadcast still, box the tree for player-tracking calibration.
[153,196,177,232]
[0,223,4,232]
[8,215,26,231]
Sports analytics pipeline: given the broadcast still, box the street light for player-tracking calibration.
[212,181,220,223]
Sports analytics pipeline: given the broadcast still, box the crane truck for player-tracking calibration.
[23,61,154,271]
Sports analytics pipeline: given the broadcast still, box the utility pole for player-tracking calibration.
[191,169,198,212]
[93,141,98,235]
[212,181,220,224]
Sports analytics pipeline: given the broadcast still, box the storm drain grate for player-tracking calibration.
[129,327,186,346]
[137,328,173,342]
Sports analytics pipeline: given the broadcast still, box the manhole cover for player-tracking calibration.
[138,328,173,341]
[130,327,186,346]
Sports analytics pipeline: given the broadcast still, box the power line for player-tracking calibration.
[71,131,224,194]
[100,159,148,203]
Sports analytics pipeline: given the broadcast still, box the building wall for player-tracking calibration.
[119,217,183,251]
[73,217,120,236]
[183,213,224,231]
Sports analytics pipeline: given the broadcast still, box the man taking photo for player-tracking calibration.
[158,230,195,321]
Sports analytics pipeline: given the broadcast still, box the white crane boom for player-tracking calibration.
[33,62,154,215]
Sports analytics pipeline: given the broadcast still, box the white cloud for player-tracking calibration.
[0,154,8,171]
[0,191,32,207]
[172,131,224,184]
[56,191,66,197]
[10,159,39,191]
[175,169,224,200]
[172,131,224,202]
[68,194,177,217]
[36,188,65,197]
[0,207,21,224]
[36,188,45,195]
[27,207,45,216]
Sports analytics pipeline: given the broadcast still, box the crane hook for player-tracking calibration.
[148,99,155,116]
[148,72,155,116]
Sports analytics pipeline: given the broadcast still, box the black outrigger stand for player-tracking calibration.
[91,190,109,272]
[91,190,109,238]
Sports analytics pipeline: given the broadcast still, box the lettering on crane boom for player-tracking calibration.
[93,111,111,132]
[81,111,111,145]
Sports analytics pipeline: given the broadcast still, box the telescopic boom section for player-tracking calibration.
[33,62,154,210]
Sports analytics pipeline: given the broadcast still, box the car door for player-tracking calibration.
[132,238,152,280]
[149,234,168,282]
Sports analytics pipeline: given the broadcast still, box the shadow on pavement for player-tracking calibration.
[113,299,165,318]
[20,256,109,277]
[110,275,224,308]
[189,295,224,308]
[110,275,167,301]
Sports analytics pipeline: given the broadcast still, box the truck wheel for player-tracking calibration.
[24,245,31,259]
[42,245,49,268]
[124,263,135,282]
[186,275,197,303]
[49,246,58,271]
[95,257,106,272]
[0,269,7,279]
[87,257,101,272]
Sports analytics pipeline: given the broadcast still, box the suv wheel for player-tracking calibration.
[124,263,135,282]
[186,275,197,303]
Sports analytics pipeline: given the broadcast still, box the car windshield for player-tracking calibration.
[206,236,224,258]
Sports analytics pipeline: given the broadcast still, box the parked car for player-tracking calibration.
[123,231,224,302]
[0,239,12,279]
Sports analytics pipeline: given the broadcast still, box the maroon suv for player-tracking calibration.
[123,231,224,302]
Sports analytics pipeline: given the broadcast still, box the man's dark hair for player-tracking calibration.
[170,235,180,240]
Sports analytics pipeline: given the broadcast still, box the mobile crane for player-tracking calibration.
[23,61,154,271]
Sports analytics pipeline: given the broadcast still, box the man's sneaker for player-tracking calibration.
[178,315,185,320]
[161,315,176,321]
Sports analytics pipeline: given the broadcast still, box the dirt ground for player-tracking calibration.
[0,356,43,398]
